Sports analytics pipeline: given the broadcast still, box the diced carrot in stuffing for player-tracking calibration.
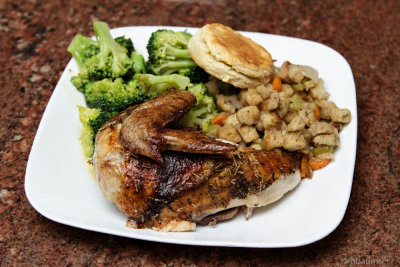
[300,154,309,178]
[211,114,227,125]
[272,75,282,92]
[308,157,331,170]
[314,105,321,120]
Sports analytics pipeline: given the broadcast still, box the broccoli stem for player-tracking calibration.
[67,34,97,69]
[165,43,192,59]
[154,60,197,75]
[136,74,190,96]
[131,51,146,74]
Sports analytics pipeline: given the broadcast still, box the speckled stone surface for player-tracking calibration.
[0,0,399,265]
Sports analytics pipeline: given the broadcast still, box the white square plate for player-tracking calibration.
[25,26,357,247]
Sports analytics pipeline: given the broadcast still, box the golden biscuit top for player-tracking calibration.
[202,23,272,72]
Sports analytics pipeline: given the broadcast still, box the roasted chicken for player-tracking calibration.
[93,89,301,231]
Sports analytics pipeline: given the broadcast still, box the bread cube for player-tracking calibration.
[266,91,279,110]
[238,125,259,143]
[309,121,336,136]
[255,84,274,99]
[244,88,263,106]
[283,132,307,151]
[330,108,351,123]
[263,129,284,150]
[260,111,281,129]
[217,124,242,143]
[287,116,305,131]
[236,106,260,125]
[313,134,339,146]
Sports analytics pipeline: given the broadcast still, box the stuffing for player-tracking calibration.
[283,110,297,124]
[288,64,304,83]
[250,138,263,150]
[238,125,259,143]
[279,84,295,97]
[236,106,260,125]
[313,134,339,146]
[265,90,279,110]
[205,79,220,96]
[264,128,284,150]
[255,84,274,99]
[310,79,330,100]
[216,94,236,114]
[250,143,263,150]
[315,100,337,120]
[287,116,305,132]
[217,124,242,143]
[302,129,313,143]
[256,119,264,131]
[278,61,290,82]
[227,95,243,110]
[280,121,288,130]
[260,111,281,129]
[276,95,290,118]
[206,60,351,162]
[298,102,318,127]
[225,113,240,128]
[244,88,263,106]
[309,121,336,136]
[330,108,351,123]
[283,132,308,151]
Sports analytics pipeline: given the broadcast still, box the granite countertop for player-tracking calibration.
[1,0,399,265]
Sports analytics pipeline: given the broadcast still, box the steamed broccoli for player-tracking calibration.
[67,34,99,68]
[83,21,134,80]
[68,21,144,93]
[67,34,98,92]
[78,73,190,156]
[78,106,99,157]
[131,51,146,74]
[146,29,209,83]
[78,106,118,157]
[84,77,147,113]
[179,83,219,136]
[84,74,190,113]
[136,73,190,98]
[114,36,135,56]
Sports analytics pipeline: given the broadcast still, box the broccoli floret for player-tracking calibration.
[78,106,101,157]
[68,22,143,92]
[78,106,117,157]
[179,83,219,136]
[84,73,190,113]
[80,21,133,80]
[67,34,98,68]
[84,77,147,113]
[136,73,190,98]
[71,70,92,93]
[146,29,208,83]
[114,36,135,56]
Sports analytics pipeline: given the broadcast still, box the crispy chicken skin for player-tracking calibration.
[93,89,301,231]
[119,89,235,164]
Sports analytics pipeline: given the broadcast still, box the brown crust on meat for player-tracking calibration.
[118,89,236,164]
[119,89,196,164]
[117,147,300,229]
[94,90,301,231]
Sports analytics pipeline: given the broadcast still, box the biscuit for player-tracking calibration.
[188,23,272,89]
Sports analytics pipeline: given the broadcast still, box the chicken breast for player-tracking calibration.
[93,89,301,231]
